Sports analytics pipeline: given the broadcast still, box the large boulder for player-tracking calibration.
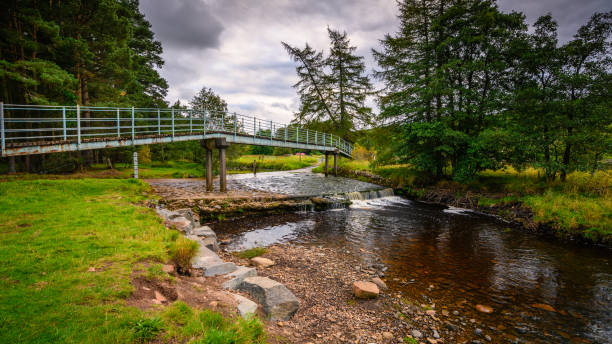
[238,276,299,321]
[353,281,379,299]
[222,266,257,290]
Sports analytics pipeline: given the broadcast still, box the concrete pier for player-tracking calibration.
[324,153,329,177]
[217,139,229,192]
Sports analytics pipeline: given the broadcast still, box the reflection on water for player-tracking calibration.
[217,197,612,343]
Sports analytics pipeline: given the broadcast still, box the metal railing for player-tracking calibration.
[0,103,353,157]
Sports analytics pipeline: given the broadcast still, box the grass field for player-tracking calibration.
[229,154,319,171]
[333,159,612,245]
[0,179,265,343]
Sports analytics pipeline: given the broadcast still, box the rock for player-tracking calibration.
[353,281,379,299]
[485,335,492,342]
[154,290,167,303]
[162,264,174,273]
[382,332,393,340]
[453,311,459,316]
[475,304,494,314]
[531,303,556,312]
[371,277,388,290]
[433,330,440,339]
[231,293,258,318]
[239,277,299,321]
[426,309,436,317]
[411,329,423,339]
[191,226,216,238]
[441,310,449,316]
[165,216,192,232]
[204,262,238,276]
[201,236,219,252]
[222,266,258,290]
[474,328,483,336]
[250,257,275,268]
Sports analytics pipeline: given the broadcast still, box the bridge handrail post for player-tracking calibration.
[116,108,120,138]
[306,129,308,145]
[253,116,256,138]
[221,112,225,131]
[234,113,237,140]
[270,120,273,142]
[157,109,161,136]
[0,102,4,156]
[315,131,317,145]
[189,110,193,134]
[77,104,81,149]
[297,127,299,144]
[62,106,67,140]
[131,106,135,142]
[171,108,175,139]
[203,110,207,136]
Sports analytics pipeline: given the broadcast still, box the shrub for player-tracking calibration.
[132,317,164,343]
[170,237,199,275]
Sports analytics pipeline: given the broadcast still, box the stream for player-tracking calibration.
[213,168,612,343]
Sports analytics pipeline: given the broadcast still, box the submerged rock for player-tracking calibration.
[371,277,388,290]
[475,304,494,314]
[352,281,379,299]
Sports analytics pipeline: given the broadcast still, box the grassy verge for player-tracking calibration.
[233,247,268,259]
[0,179,265,343]
[229,155,319,171]
[334,159,612,245]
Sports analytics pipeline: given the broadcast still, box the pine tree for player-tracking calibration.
[282,28,373,139]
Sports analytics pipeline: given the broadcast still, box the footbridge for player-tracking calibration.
[0,103,352,191]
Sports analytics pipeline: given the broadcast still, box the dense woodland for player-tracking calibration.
[1,0,611,182]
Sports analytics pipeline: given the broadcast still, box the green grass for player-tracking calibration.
[233,247,268,259]
[230,154,319,171]
[0,179,265,343]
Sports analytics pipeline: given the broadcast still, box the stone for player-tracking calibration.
[474,328,483,336]
[485,335,492,342]
[475,304,494,314]
[411,329,423,339]
[441,310,449,316]
[382,332,393,340]
[191,226,216,238]
[239,276,299,321]
[232,293,258,318]
[250,257,275,268]
[426,309,436,317]
[165,216,192,232]
[222,266,258,290]
[201,236,219,252]
[531,303,556,312]
[204,262,238,276]
[353,281,379,299]
[433,330,440,339]
[154,291,167,303]
[371,277,388,290]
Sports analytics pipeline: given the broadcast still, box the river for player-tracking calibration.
[213,167,612,343]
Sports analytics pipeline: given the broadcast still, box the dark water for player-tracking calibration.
[213,170,612,343]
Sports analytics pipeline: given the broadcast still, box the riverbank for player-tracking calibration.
[321,160,612,248]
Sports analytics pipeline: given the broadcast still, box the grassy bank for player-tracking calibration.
[0,179,265,343]
[229,154,319,171]
[331,159,612,246]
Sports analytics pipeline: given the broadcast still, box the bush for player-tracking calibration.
[131,317,164,343]
[170,237,199,275]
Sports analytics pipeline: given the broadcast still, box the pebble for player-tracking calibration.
[485,334,492,342]
[474,328,483,336]
[453,311,459,316]
[411,330,423,339]
[433,329,440,339]
[382,332,393,340]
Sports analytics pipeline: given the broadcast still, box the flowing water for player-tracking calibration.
[213,168,612,343]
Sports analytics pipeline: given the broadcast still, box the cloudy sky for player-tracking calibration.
[140,0,610,123]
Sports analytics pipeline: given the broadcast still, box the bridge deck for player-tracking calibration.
[0,104,352,158]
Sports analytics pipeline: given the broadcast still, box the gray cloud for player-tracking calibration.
[139,0,611,124]
[140,0,223,49]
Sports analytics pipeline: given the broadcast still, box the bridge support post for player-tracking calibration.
[216,138,230,193]
[8,156,16,174]
[333,152,338,177]
[202,139,215,191]
[324,152,329,177]
[133,151,138,179]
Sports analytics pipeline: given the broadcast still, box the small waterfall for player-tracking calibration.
[344,188,395,201]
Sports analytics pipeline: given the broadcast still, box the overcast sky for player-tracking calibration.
[140,0,610,123]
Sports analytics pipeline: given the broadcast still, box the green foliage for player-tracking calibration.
[131,317,164,343]
[234,247,268,259]
[229,154,318,171]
